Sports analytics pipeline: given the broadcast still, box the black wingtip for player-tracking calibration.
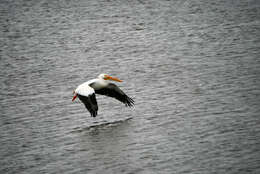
[125,96,135,107]
[91,110,98,117]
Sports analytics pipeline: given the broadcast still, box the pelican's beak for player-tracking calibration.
[105,75,123,82]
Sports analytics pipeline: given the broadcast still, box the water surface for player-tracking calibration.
[1,0,260,173]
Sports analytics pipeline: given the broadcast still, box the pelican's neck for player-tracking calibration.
[98,77,107,84]
[88,77,108,90]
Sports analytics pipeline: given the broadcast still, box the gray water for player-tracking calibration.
[1,0,260,173]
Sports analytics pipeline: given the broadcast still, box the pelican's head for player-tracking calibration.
[98,73,122,82]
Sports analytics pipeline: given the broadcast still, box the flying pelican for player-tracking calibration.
[72,74,134,117]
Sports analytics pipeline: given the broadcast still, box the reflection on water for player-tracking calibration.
[72,117,133,133]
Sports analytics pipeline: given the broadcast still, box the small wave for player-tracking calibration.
[71,117,133,133]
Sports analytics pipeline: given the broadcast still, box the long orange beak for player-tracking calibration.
[105,75,123,82]
[72,94,78,101]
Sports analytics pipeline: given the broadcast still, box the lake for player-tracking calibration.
[0,0,260,173]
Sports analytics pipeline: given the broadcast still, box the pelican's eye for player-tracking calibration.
[103,75,109,80]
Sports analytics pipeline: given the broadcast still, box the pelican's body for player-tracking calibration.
[72,74,134,117]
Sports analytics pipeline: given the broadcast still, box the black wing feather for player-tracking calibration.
[95,83,134,107]
[78,94,98,117]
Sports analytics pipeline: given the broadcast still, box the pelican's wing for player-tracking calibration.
[95,83,134,107]
[75,84,98,117]
[77,94,98,117]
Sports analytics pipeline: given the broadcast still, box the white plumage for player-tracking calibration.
[74,82,95,97]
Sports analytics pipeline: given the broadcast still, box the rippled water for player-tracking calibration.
[1,0,260,173]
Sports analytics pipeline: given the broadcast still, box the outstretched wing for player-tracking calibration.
[75,84,98,117]
[77,94,98,117]
[95,83,134,107]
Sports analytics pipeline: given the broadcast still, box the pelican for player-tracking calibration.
[72,74,134,117]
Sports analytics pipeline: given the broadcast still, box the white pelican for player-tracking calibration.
[72,74,134,117]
